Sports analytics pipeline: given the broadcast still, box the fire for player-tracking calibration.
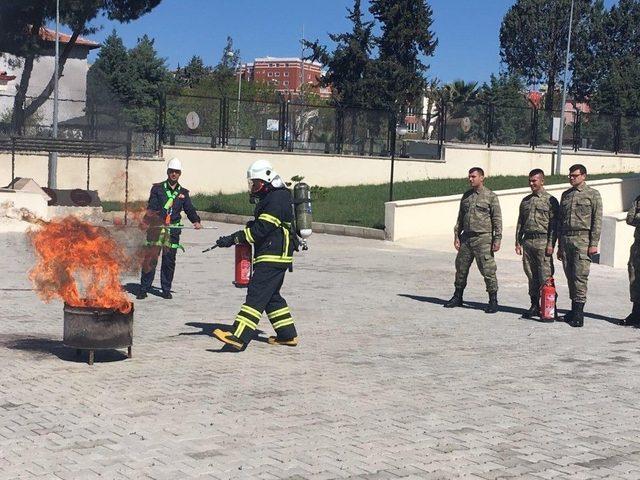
[28,216,133,313]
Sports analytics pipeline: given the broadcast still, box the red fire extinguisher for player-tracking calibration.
[540,277,556,320]
[234,243,252,288]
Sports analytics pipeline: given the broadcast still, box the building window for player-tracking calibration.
[283,81,289,86]
[269,63,275,67]
[283,72,289,77]
[274,72,280,77]
[267,72,273,77]
[407,122,418,133]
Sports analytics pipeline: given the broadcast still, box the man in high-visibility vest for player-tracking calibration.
[137,158,202,299]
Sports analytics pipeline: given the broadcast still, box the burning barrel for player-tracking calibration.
[63,303,134,365]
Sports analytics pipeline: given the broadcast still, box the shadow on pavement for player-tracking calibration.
[2,336,128,363]
[123,283,167,298]
[398,293,623,325]
[184,322,270,352]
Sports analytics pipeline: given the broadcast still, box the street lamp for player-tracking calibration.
[389,124,408,202]
[555,0,575,175]
[227,51,242,143]
[48,0,60,188]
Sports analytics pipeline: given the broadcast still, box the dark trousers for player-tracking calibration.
[231,264,297,343]
[140,231,180,293]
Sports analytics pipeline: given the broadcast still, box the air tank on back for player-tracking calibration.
[293,182,312,242]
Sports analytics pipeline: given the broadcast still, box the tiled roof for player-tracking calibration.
[39,27,100,49]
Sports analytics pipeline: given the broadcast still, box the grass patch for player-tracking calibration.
[104,172,636,229]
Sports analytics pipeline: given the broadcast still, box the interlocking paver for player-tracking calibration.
[1,225,640,479]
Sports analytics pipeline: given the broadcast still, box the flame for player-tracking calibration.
[28,216,132,313]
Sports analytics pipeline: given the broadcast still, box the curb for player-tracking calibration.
[102,210,385,240]
[197,212,386,240]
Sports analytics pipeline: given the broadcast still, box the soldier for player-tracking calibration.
[557,164,602,327]
[444,167,502,313]
[620,194,640,326]
[515,169,559,320]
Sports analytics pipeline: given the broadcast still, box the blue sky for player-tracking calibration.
[82,0,618,84]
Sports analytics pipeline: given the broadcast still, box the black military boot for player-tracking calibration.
[444,288,464,308]
[484,292,498,314]
[524,295,539,319]
[568,302,584,328]
[619,302,640,326]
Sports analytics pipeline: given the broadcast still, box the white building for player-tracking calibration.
[0,27,99,125]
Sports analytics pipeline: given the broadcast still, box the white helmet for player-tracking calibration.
[247,159,277,182]
[167,157,182,171]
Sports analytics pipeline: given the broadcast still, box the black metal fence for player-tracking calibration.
[3,90,640,160]
[0,93,157,157]
[161,93,394,156]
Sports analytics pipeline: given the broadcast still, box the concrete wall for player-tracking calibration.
[600,212,635,269]
[2,145,640,202]
[385,176,640,242]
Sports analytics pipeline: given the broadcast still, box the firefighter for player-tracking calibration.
[515,169,559,319]
[137,158,202,299]
[212,159,298,350]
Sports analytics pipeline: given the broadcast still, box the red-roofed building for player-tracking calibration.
[240,57,331,99]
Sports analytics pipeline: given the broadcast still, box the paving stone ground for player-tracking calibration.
[1,223,640,480]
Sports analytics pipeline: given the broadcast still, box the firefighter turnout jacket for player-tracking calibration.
[234,187,295,268]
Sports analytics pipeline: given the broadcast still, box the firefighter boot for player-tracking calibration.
[212,328,244,350]
[568,302,584,328]
[444,288,464,308]
[524,295,539,319]
[484,292,498,314]
[267,336,299,347]
[619,302,640,326]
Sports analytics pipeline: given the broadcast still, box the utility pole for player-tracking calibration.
[300,25,305,102]
[48,0,60,188]
[555,0,575,175]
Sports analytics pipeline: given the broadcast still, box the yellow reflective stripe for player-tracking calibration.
[240,304,261,319]
[254,255,293,264]
[267,307,290,319]
[283,226,290,256]
[235,315,257,330]
[244,227,255,244]
[273,318,294,329]
[234,323,245,338]
[258,213,281,226]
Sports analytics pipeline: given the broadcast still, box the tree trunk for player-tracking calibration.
[545,74,556,112]
[11,28,82,133]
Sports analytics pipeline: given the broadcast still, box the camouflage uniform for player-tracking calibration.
[453,186,502,293]
[515,189,559,297]
[626,195,640,303]
[558,184,603,303]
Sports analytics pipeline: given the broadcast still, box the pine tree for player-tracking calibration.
[304,0,375,108]
[368,0,438,113]
[499,0,596,111]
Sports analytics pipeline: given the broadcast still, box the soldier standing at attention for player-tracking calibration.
[444,167,502,313]
[620,193,640,326]
[557,164,603,327]
[515,169,559,320]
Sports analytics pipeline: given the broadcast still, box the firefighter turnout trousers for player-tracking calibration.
[231,263,297,343]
